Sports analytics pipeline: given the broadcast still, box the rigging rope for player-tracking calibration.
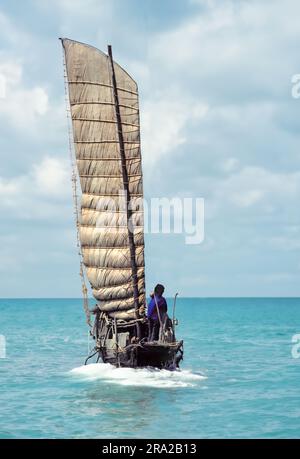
[62,48,91,327]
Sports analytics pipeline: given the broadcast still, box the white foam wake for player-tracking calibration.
[69,363,206,388]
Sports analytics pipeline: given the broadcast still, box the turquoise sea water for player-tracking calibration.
[0,298,300,439]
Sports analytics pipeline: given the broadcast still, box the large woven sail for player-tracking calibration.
[62,38,145,320]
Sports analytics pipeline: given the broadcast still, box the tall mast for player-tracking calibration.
[107,45,141,338]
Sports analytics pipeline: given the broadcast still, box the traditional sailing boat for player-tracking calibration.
[61,38,183,369]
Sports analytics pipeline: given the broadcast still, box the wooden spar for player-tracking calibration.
[114,317,120,367]
[107,45,141,339]
[172,293,178,342]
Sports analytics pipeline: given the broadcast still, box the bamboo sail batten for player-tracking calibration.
[62,38,145,319]
[67,80,139,96]
[79,227,144,247]
[74,141,140,144]
[70,101,139,111]
[72,119,140,128]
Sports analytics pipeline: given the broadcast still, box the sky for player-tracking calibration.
[0,0,300,298]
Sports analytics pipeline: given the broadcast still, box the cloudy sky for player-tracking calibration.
[0,0,300,298]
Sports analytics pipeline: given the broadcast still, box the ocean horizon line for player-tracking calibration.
[1,296,300,300]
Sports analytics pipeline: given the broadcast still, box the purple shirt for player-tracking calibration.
[147,295,168,320]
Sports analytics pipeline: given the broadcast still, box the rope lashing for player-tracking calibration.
[62,47,91,327]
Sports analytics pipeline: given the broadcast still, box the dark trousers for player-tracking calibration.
[148,319,160,341]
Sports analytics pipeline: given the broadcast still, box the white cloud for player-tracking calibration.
[0,0,300,296]
[141,94,208,167]
[189,0,216,5]
[232,189,263,208]
[35,0,113,35]
[0,61,22,86]
[221,157,240,173]
[269,236,300,251]
[33,157,69,197]
[211,166,300,213]
[0,60,49,131]
[150,2,238,72]
[135,0,300,173]
[148,0,299,105]
[0,11,30,46]
[32,87,48,115]
[0,156,71,220]
[53,0,109,15]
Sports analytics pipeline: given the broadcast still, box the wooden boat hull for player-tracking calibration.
[99,340,184,370]
[87,311,184,370]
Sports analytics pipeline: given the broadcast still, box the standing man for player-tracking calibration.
[147,284,168,341]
